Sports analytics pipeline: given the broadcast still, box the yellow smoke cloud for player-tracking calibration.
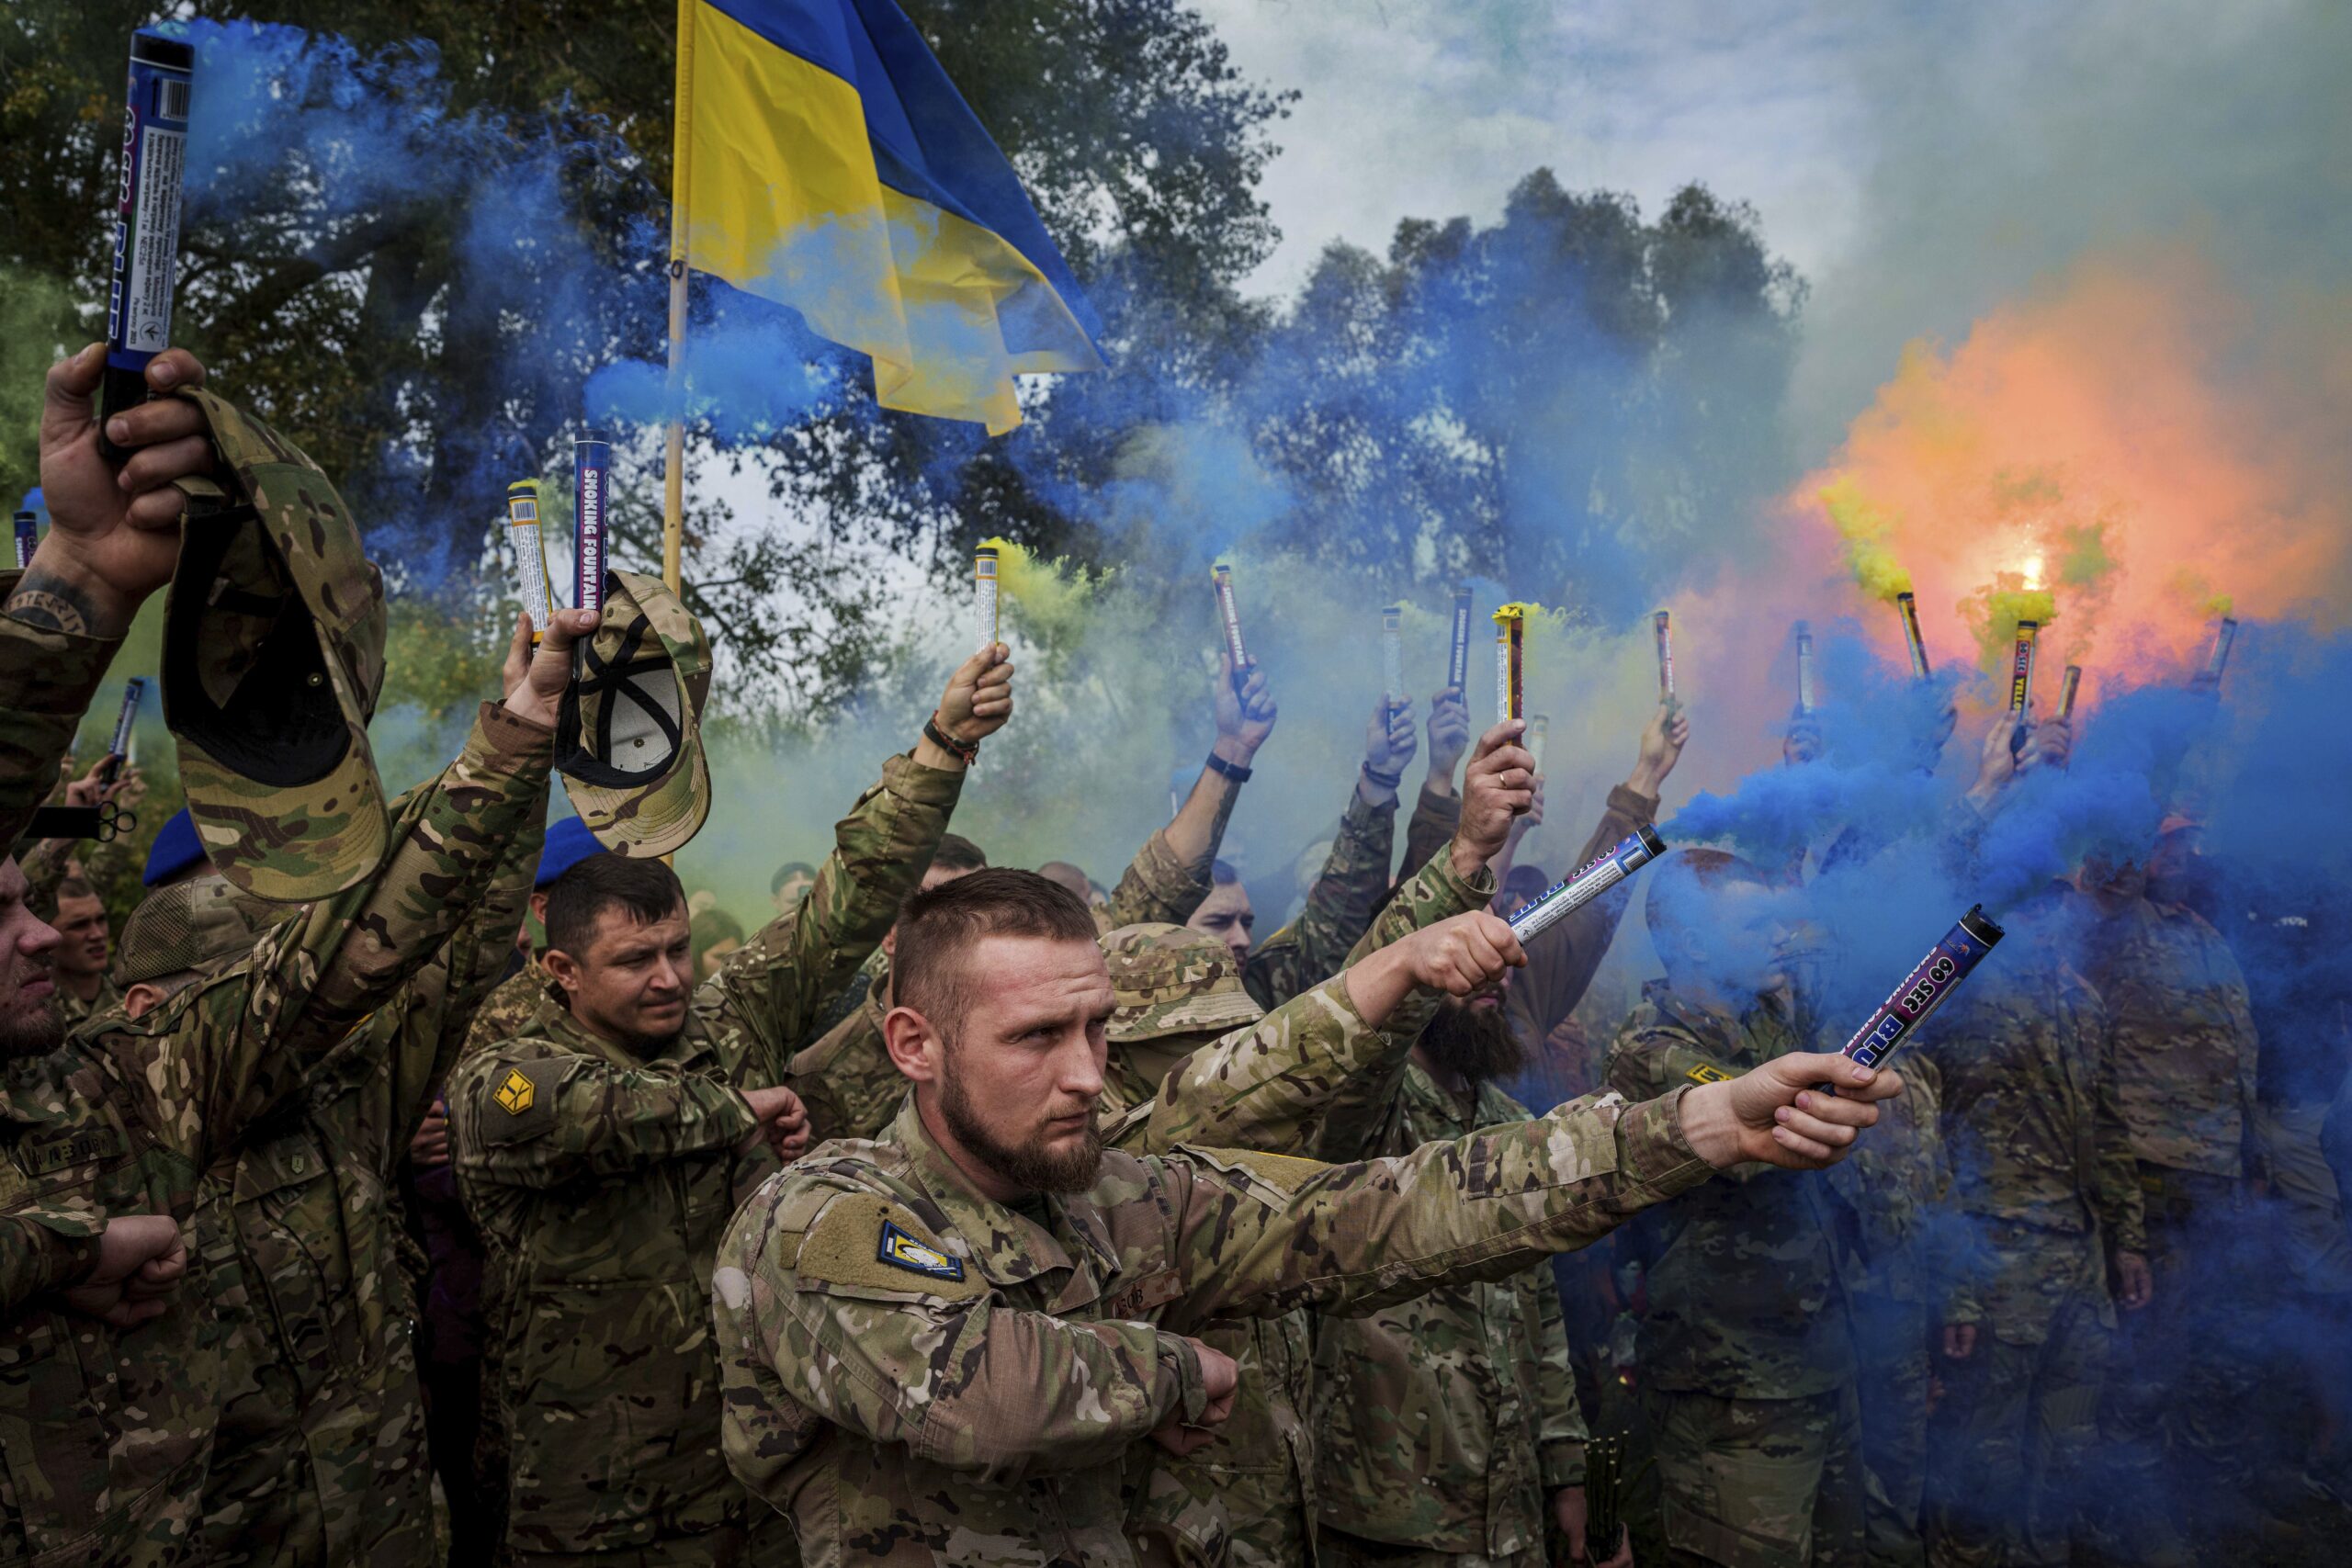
[1816,474,1916,602]
[978,536,1108,649]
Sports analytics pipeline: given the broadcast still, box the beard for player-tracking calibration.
[0,987,63,1061]
[1419,995,1527,1087]
[939,1053,1104,1196]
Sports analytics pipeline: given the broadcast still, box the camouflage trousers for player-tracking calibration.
[1316,1533,1541,1568]
[1644,1385,1864,1568]
[2099,1166,2259,1543]
[1848,1291,1931,1568]
[1923,1292,2109,1568]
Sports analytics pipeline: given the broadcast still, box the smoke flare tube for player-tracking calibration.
[1211,562,1250,682]
[12,512,33,570]
[1494,604,1527,722]
[1448,584,1474,693]
[505,481,555,645]
[98,31,194,466]
[571,432,611,615]
[1654,610,1676,706]
[1895,592,1931,681]
[1380,604,1405,712]
[1833,905,2005,1082]
[99,677,144,786]
[1794,621,1817,716]
[2058,664,2083,722]
[2006,619,2039,755]
[974,545,1001,654]
[2199,616,2239,686]
[1528,713,1549,775]
[1508,824,1665,945]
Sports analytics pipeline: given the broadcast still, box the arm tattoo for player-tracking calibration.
[6,569,105,637]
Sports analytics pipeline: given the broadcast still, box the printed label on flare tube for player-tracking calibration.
[572,436,610,613]
[107,37,191,371]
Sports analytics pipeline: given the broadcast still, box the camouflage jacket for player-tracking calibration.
[1401,778,1461,886]
[1826,1049,1947,1305]
[195,785,545,1566]
[0,702,553,1565]
[2081,894,2261,1179]
[715,1082,1713,1568]
[55,978,123,1033]
[789,822,1213,1145]
[1922,905,2145,1339]
[1244,785,1396,1011]
[448,751,962,1556]
[1310,1066,1589,1557]
[0,573,121,857]
[1506,784,1659,1051]
[1605,980,1858,1397]
[459,957,556,1067]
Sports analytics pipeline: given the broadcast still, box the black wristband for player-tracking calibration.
[1361,761,1403,791]
[924,713,978,764]
[1204,750,1252,784]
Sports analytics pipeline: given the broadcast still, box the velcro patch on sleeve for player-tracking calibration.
[1684,1062,1731,1084]
[477,1057,561,1144]
[1182,1145,1331,1199]
[794,1193,982,1301]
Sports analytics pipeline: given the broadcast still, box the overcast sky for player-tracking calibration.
[1190,0,2352,448]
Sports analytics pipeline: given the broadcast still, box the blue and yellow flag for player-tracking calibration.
[674,0,1104,434]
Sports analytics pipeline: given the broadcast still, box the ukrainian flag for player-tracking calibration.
[673,0,1104,434]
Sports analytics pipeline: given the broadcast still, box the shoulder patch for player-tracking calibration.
[1183,1145,1331,1198]
[795,1193,982,1301]
[473,1056,561,1144]
[1685,1062,1731,1084]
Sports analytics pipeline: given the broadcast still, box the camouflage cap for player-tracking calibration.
[1102,922,1265,1043]
[161,389,390,903]
[113,873,271,987]
[556,569,712,858]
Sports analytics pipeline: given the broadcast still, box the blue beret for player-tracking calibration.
[535,816,605,888]
[143,807,209,887]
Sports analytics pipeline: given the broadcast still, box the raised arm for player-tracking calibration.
[701,649,1008,1077]
[1147,728,1530,1157]
[450,1042,765,1190]
[1102,649,1275,930]
[1398,686,1472,877]
[1242,694,1410,1009]
[3,346,218,849]
[1506,705,1684,1048]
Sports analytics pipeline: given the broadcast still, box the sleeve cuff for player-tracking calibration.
[471,699,558,770]
[881,750,969,809]
[12,1207,106,1294]
[1158,1329,1209,1424]
[1606,783,1659,822]
[1544,1439,1588,1490]
[1626,1084,1714,1201]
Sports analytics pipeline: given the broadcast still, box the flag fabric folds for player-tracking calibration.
[675,0,1104,434]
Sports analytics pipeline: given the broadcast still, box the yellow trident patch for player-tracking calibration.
[1685,1063,1731,1084]
[493,1068,537,1115]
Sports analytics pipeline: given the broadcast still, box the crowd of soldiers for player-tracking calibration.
[0,341,2345,1568]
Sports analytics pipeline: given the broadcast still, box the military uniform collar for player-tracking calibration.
[883,1096,1124,1306]
[534,996,713,1071]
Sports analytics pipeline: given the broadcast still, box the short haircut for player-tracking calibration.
[55,876,99,905]
[1035,860,1091,899]
[543,854,687,957]
[1211,859,1240,886]
[770,861,816,895]
[1644,848,1770,945]
[935,833,989,874]
[894,868,1097,1031]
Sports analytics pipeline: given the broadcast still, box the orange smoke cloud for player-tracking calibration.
[1792,249,2352,687]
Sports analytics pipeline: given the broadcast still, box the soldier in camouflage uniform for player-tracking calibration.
[790,654,1274,1145]
[448,648,1010,1567]
[1091,721,1528,1566]
[1918,882,2148,1568]
[180,616,552,1567]
[713,867,1899,1568]
[1240,691,1426,1010]
[1603,850,1864,1568]
[1,344,576,1564]
[2075,822,2263,1547]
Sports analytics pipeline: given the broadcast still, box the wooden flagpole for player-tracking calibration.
[662,0,695,595]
